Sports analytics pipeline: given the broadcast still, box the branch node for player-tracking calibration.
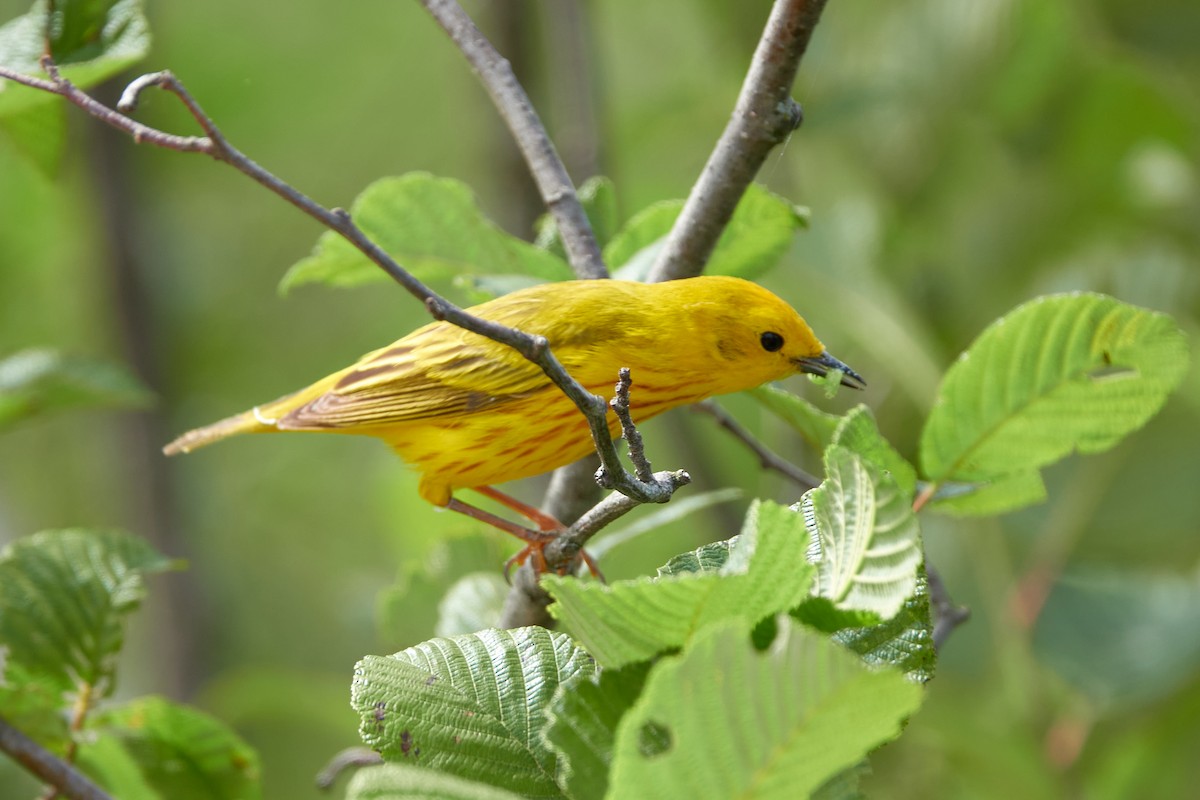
[117,71,172,112]
[782,98,803,131]
[331,207,352,224]
[424,296,448,321]
[528,334,549,359]
[38,54,61,80]
[593,465,615,490]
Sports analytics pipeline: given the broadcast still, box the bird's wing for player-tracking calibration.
[274,323,551,430]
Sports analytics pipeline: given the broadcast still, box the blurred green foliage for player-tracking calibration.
[1,0,1198,798]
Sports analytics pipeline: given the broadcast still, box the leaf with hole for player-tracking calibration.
[607,620,923,799]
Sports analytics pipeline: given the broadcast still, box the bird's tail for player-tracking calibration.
[163,407,274,455]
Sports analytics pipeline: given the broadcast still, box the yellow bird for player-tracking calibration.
[165,276,863,571]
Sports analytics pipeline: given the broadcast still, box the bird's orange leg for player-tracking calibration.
[472,486,564,532]
[445,487,605,582]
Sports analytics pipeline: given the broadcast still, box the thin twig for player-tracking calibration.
[692,400,820,490]
[0,715,113,800]
[927,564,970,650]
[315,747,383,790]
[0,59,676,511]
[418,0,606,278]
[647,0,828,282]
[610,368,654,483]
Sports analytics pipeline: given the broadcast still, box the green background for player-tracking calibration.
[2,0,1198,797]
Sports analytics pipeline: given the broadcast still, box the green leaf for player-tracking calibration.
[435,572,508,637]
[80,696,261,800]
[748,383,842,452]
[831,406,918,497]
[605,201,678,280]
[0,0,150,119]
[545,500,814,669]
[607,620,924,799]
[920,293,1189,514]
[0,98,65,176]
[607,184,808,280]
[534,176,620,255]
[280,174,573,293]
[1033,568,1200,711]
[654,539,733,577]
[801,446,923,620]
[832,574,936,684]
[346,764,524,800]
[0,529,179,696]
[0,348,154,431]
[812,762,871,800]
[542,663,649,800]
[790,598,879,635]
[74,733,158,800]
[352,628,595,797]
[0,657,70,750]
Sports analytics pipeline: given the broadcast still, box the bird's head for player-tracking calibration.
[676,276,866,395]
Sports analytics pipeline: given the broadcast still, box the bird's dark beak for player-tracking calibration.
[796,351,867,390]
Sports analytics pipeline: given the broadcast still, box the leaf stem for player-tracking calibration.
[911,481,938,514]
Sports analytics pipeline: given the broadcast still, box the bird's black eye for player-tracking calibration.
[760,331,784,352]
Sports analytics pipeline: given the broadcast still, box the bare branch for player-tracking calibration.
[647,0,829,282]
[0,715,113,800]
[418,0,607,278]
[927,565,970,650]
[692,400,820,491]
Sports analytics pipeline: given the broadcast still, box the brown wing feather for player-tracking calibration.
[275,322,550,430]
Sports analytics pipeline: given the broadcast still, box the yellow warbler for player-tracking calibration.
[164,276,863,568]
